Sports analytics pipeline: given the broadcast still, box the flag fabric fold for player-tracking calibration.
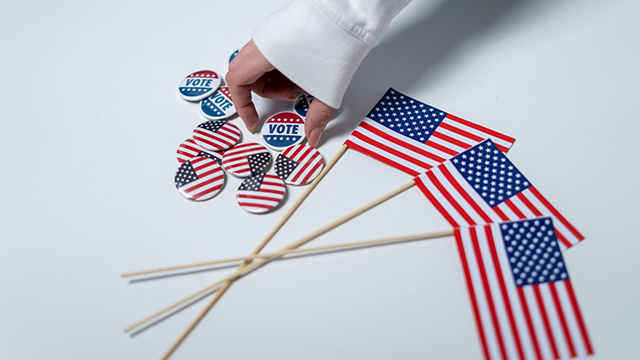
[344,88,516,176]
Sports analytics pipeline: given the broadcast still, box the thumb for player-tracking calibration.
[304,99,335,148]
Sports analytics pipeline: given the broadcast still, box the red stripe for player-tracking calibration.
[532,285,560,359]
[516,193,543,217]
[292,146,312,162]
[296,157,322,184]
[184,174,224,193]
[431,130,474,151]
[194,131,231,147]
[222,124,241,136]
[548,282,577,357]
[290,151,317,183]
[438,121,484,142]
[257,189,285,195]
[423,137,460,156]
[225,162,249,170]
[237,202,277,209]
[441,166,493,223]
[517,287,543,360]
[528,187,584,241]
[445,114,516,144]
[215,129,240,143]
[454,229,491,360]
[554,229,573,250]
[360,122,446,163]
[237,194,282,202]
[195,129,233,146]
[504,199,527,219]
[180,142,201,153]
[415,176,459,227]
[485,225,526,360]
[470,227,509,360]
[345,139,420,176]
[427,170,476,225]
[192,183,223,200]
[564,281,594,355]
[225,145,265,157]
[350,131,433,172]
[195,167,223,178]
[493,206,511,222]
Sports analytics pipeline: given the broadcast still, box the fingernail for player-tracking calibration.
[308,127,324,147]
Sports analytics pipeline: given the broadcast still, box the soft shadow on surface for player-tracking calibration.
[323,0,525,144]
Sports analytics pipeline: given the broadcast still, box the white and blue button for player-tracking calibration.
[200,86,236,120]
[260,112,306,151]
[293,93,314,117]
[178,70,221,101]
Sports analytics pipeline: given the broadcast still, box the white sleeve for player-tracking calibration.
[252,0,411,109]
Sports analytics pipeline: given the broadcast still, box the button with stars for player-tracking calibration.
[292,93,314,117]
[222,143,272,178]
[236,173,286,214]
[275,144,324,185]
[200,86,236,120]
[174,156,225,201]
[178,70,221,101]
[260,111,306,151]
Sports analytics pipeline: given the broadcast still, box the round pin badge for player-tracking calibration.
[176,138,223,164]
[192,120,241,151]
[275,145,324,185]
[292,93,314,117]
[222,143,272,178]
[175,156,225,201]
[236,173,286,214]
[178,70,221,101]
[200,86,236,120]
[229,49,239,64]
[260,112,306,151]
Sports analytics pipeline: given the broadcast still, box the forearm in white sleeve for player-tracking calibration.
[252,0,412,109]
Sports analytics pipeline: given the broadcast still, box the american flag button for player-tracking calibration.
[178,70,221,101]
[260,111,306,151]
[292,93,314,117]
[229,49,239,64]
[222,143,272,178]
[175,156,226,201]
[176,138,223,164]
[200,86,236,120]
[236,173,286,214]
[192,120,241,151]
[275,145,324,185]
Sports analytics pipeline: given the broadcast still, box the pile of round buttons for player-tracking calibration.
[173,52,324,214]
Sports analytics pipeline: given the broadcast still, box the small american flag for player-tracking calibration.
[176,138,223,164]
[236,173,286,213]
[175,156,225,201]
[192,120,241,151]
[455,218,593,360]
[344,88,516,176]
[222,143,271,177]
[415,139,584,250]
[275,145,324,185]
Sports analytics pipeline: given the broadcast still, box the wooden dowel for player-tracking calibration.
[122,229,454,278]
[124,146,347,334]
[159,178,416,358]
[158,145,349,359]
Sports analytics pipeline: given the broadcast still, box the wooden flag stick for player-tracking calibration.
[124,146,347,334]
[122,229,454,278]
[160,179,416,359]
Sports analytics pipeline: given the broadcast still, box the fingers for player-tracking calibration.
[304,99,335,148]
[226,40,275,132]
[250,71,300,100]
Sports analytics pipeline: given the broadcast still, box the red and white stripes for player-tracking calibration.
[278,144,324,185]
[236,174,286,214]
[222,143,270,178]
[415,162,584,251]
[455,224,593,360]
[176,157,225,201]
[193,122,241,151]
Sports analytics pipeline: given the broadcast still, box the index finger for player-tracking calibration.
[226,42,274,132]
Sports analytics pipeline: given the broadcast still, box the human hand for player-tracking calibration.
[226,40,335,147]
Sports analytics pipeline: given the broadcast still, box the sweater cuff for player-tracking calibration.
[252,0,372,109]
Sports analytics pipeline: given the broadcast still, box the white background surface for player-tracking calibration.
[1,0,639,359]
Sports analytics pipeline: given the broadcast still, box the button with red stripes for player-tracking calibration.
[178,70,221,101]
[275,144,324,185]
[192,120,241,151]
[176,138,223,164]
[200,86,236,120]
[222,143,271,178]
[175,156,225,201]
[236,173,286,214]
